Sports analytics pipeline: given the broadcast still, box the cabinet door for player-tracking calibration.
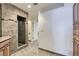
[0,47,6,56]
[0,45,10,56]
[4,45,10,56]
[0,50,4,56]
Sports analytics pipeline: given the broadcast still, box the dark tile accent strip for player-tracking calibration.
[1,18,17,23]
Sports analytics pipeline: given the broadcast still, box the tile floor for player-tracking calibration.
[11,40,59,56]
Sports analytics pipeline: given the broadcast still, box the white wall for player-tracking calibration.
[28,20,32,41]
[38,4,73,55]
[28,19,38,41]
[33,20,38,40]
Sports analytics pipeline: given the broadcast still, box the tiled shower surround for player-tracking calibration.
[0,3,28,54]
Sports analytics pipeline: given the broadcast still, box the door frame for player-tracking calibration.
[16,15,28,49]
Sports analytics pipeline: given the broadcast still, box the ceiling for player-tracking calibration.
[12,3,64,21]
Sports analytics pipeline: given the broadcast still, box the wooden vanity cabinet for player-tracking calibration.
[0,36,11,56]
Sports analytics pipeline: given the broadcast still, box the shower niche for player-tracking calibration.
[17,15,26,47]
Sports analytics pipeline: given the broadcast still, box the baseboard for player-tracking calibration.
[39,48,66,56]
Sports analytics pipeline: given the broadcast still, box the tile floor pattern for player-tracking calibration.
[11,40,58,56]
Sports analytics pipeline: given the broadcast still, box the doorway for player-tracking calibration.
[17,15,26,47]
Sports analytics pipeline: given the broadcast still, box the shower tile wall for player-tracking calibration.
[0,3,28,53]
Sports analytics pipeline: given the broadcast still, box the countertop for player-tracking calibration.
[0,36,11,43]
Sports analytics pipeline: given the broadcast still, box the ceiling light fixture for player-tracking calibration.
[27,5,32,8]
